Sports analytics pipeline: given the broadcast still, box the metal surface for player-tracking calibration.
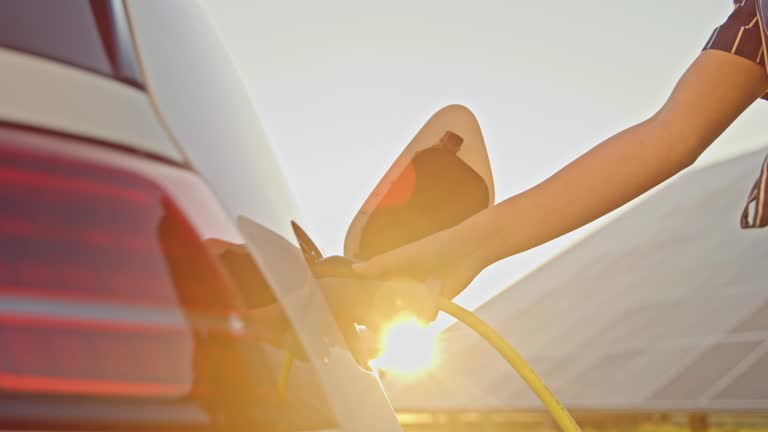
[125,1,402,429]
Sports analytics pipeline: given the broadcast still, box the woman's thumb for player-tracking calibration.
[352,255,391,276]
[352,260,374,275]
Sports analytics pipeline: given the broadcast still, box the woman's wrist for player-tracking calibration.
[453,205,507,271]
[468,195,535,269]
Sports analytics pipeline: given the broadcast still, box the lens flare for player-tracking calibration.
[370,316,439,375]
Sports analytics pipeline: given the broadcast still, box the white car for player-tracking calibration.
[0,1,495,430]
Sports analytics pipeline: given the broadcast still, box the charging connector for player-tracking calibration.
[277,294,581,432]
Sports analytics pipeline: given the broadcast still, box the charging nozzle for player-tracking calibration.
[312,255,440,328]
[277,295,581,432]
[304,255,581,432]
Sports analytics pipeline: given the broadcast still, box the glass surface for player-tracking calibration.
[0,0,141,84]
[715,352,768,401]
[651,342,760,400]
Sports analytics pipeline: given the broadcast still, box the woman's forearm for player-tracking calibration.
[465,51,768,269]
[353,51,768,295]
[479,118,693,266]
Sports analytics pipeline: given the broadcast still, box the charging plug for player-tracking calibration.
[311,255,440,327]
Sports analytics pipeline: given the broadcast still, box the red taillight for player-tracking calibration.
[0,126,247,400]
[0,315,190,397]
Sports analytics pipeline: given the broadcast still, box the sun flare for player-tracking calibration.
[370,317,439,375]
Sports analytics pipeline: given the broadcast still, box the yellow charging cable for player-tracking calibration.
[277,351,294,400]
[437,298,581,432]
[277,298,581,432]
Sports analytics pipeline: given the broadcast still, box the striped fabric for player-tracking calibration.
[704,0,768,228]
[704,0,767,99]
[742,155,768,228]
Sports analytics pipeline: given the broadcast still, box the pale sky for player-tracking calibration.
[199,0,768,315]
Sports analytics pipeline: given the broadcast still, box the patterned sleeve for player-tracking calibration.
[703,0,767,102]
[703,1,768,228]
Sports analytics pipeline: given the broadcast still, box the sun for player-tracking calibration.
[369,316,439,375]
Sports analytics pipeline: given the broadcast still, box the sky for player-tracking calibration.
[199,0,768,314]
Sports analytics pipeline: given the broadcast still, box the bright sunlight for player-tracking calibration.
[370,316,439,375]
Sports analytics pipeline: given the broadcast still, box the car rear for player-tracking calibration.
[0,1,406,431]
[0,1,339,430]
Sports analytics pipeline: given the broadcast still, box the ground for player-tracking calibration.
[397,412,768,432]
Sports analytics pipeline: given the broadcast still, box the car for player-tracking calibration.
[0,1,495,431]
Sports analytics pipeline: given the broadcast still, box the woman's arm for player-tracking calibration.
[474,50,768,265]
[356,51,768,299]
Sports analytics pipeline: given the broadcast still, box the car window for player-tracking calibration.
[0,0,142,86]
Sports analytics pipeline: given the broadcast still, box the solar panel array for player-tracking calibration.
[384,149,768,412]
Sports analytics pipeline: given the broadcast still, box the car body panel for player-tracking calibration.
[124,1,402,430]
[0,47,181,161]
[124,0,297,241]
[344,104,495,260]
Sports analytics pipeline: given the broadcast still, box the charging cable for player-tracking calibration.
[277,297,581,432]
[277,352,294,400]
[436,298,580,432]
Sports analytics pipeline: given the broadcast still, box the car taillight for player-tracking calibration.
[0,125,248,401]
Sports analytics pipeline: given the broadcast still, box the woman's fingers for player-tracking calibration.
[354,237,439,277]
[352,257,395,277]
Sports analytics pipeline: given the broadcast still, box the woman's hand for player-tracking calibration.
[352,213,493,300]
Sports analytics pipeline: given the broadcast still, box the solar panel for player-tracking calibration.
[714,352,768,401]
[731,301,768,333]
[651,341,760,401]
[556,351,641,401]
[383,149,768,412]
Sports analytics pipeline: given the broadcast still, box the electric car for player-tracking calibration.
[0,1,496,430]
